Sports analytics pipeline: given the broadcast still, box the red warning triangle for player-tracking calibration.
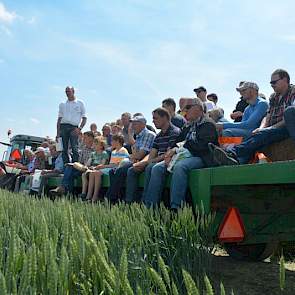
[10,149,22,161]
[218,207,245,243]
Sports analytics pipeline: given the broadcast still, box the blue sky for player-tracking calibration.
[1,0,295,156]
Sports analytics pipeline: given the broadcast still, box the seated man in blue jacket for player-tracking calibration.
[216,82,268,139]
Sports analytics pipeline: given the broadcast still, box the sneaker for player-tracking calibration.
[78,193,87,200]
[208,143,238,166]
[50,186,65,195]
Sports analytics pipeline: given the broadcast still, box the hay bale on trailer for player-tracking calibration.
[262,138,295,162]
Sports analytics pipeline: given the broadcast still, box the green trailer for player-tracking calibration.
[45,160,295,261]
[189,160,295,261]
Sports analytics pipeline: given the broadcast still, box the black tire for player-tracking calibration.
[224,242,278,261]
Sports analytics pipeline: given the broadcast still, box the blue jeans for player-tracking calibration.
[230,127,290,164]
[170,157,204,209]
[222,128,252,140]
[284,106,295,141]
[144,161,168,207]
[60,124,79,164]
[126,162,159,203]
[62,166,81,192]
[144,157,204,209]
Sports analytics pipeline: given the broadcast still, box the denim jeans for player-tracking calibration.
[222,128,252,140]
[229,127,290,164]
[284,106,295,141]
[144,157,204,209]
[144,161,168,208]
[125,162,162,203]
[170,157,204,209]
[62,166,81,192]
[60,124,79,164]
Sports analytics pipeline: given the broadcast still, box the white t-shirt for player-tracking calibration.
[205,100,216,112]
[58,99,86,126]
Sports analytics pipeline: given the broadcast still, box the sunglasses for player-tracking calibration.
[270,78,281,85]
[184,104,197,110]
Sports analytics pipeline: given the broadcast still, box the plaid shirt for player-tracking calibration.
[268,84,295,126]
[87,150,109,166]
[79,145,94,165]
[133,127,155,153]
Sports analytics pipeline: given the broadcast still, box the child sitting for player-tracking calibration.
[86,134,129,202]
[81,136,109,199]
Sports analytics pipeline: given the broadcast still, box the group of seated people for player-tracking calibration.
[1,68,295,210]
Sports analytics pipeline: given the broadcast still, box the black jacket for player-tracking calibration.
[173,116,219,167]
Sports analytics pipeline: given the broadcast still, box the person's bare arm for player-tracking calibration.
[147,148,164,163]
[252,115,269,134]
[130,149,146,162]
[79,117,87,130]
[56,117,62,139]
[127,124,136,145]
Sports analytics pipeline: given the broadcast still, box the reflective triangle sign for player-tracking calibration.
[218,207,245,243]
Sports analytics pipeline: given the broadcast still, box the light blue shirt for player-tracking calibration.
[223,97,268,131]
[54,153,64,172]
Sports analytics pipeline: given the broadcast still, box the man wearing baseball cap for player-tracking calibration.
[209,69,295,165]
[106,114,156,203]
[216,82,268,139]
[230,81,249,122]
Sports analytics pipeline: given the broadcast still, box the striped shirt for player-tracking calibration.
[152,124,181,155]
[110,147,129,165]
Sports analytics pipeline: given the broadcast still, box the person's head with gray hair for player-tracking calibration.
[183,98,205,121]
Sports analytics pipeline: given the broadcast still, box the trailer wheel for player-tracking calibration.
[224,242,278,261]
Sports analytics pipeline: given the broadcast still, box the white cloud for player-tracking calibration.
[0,2,17,24]
[30,118,40,124]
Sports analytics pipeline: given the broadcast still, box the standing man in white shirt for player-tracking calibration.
[56,86,87,164]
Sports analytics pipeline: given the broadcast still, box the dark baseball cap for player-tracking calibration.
[193,86,207,93]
